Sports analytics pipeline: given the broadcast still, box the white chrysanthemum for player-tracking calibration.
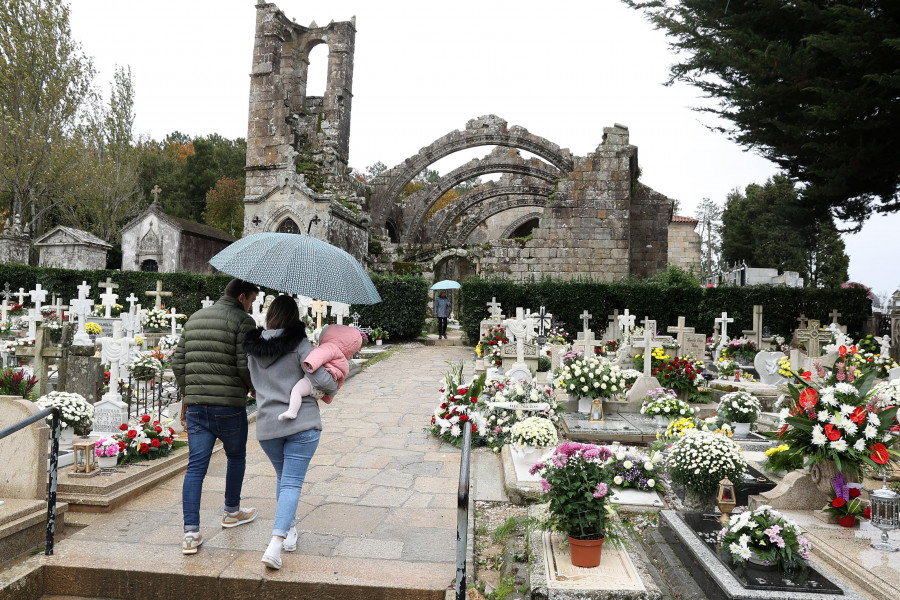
[816,409,830,422]
[821,393,838,407]
[450,425,461,437]
[778,407,790,421]
[811,425,827,446]
[842,420,859,436]
[839,403,854,417]
[835,383,858,396]
[868,412,880,427]
[854,439,866,452]
[647,478,655,487]
[865,424,878,439]
[830,439,848,452]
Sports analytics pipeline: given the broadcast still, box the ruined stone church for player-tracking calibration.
[242,2,700,281]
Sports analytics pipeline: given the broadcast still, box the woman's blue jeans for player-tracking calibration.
[259,429,320,538]
[182,405,248,532]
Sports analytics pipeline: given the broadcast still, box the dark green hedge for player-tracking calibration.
[459,277,871,344]
[0,264,232,315]
[351,273,429,340]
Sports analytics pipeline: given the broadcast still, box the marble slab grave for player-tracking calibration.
[561,411,668,444]
[659,510,862,600]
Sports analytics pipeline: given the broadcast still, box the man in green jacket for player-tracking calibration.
[173,278,259,555]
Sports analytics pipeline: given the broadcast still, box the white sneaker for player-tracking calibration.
[283,526,298,552]
[262,539,283,570]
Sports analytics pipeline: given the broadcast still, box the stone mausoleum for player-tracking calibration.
[242,2,701,280]
[34,226,111,270]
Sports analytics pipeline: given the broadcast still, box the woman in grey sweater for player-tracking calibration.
[243,295,337,570]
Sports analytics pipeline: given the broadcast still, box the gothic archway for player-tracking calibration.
[277,217,301,234]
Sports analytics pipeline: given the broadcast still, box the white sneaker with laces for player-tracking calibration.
[261,538,283,570]
[283,526,298,552]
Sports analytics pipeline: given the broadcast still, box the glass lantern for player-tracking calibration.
[717,477,737,523]
[72,439,96,474]
[870,474,900,552]
[589,399,604,425]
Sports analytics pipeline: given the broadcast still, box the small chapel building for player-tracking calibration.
[120,201,235,274]
[34,226,111,270]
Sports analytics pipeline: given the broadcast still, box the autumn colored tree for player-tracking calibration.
[203,176,244,237]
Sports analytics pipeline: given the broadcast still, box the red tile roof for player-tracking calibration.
[671,215,699,223]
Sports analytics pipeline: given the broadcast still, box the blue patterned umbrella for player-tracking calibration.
[209,233,381,305]
[430,280,461,290]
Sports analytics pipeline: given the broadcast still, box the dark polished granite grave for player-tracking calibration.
[679,511,841,595]
[737,465,777,506]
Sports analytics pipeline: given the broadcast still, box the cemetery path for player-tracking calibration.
[35,343,473,600]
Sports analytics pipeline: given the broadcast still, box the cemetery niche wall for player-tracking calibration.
[241,3,699,280]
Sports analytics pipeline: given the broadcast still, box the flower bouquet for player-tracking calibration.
[633,346,670,373]
[604,340,619,354]
[127,351,164,380]
[546,327,570,346]
[480,326,508,367]
[36,391,93,432]
[142,307,169,331]
[763,443,804,473]
[531,442,617,567]
[718,391,762,424]
[429,363,486,448]
[667,430,746,502]
[639,388,694,420]
[115,414,178,463]
[94,437,122,467]
[556,356,625,399]
[776,369,899,478]
[479,378,562,451]
[607,448,665,492]
[92,304,124,318]
[718,506,812,570]
[0,367,38,397]
[722,338,758,362]
[652,357,704,399]
[824,473,866,527]
[509,416,558,449]
[85,322,103,335]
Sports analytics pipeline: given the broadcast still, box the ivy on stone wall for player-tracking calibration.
[459,277,871,345]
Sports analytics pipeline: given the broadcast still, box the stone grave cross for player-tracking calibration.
[828,308,847,334]
[101,322,133,402]
[24,308,41,340]
[531,306,552,338]
[168,308,182,336]
[26,284,49,339]
[796,313,809,331]
[49,294,69,319]
[145,280,172,309]
[486,297,503,321]
[742,305,764,348]
[124,292,139,313]
[98,277,119,316]
[606,309,621,342]
[201,296,215,308]
[502,309,535,382]
[296,295,312,318]
[330,301,350,325]
[311,299,327,329]
[70,281,94,346]
[351,311,360,328]
[29,283,48,313]
[637,318,663,378]
[14,287,27,306]
[618,309,636,336]
[795,319,825,358]
[0,284,12,323]
[151,184,162,203]
[667,316,695,356]
[715,311,734,355]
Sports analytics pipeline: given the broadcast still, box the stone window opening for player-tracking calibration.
[277,218,301,235]
[141,259,158,272]
[508,217,540,239]
[385,221,399,244]
[306,42,329,98]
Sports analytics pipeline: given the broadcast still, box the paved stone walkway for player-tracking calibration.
[36,344,473,599]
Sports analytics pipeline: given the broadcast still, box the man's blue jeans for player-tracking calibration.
[182,405,248,532]
[258,429,320,538]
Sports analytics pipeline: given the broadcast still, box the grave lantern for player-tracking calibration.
[870,473,900,552]
[589,399,604,425]
[716,477,736,522]
[72,439,95,474]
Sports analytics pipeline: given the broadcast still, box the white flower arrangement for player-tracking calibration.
[127,352,164,379]
[556,356,626,399]
[639,388,694,418]
[141,307,169,330]
[718,391,762,424]
[509,416,558,448]
[91,304,124,318]
[480,378,563,451]
[36,391,93,430]
[158,334,180,350]
[667,429,746,495]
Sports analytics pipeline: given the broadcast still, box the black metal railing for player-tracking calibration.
[455,424,472,600]
[0,406,60,555]
[123,372,181,421]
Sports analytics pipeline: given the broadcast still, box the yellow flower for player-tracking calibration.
[85,322,102,335]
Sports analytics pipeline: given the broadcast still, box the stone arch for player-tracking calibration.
[426,181,553,244]
[501,212,543,240]
[277,217,301,234]
[452,197,550,245]
[263,206,304,233]
[370,115,573,225]
[403,155,561,244]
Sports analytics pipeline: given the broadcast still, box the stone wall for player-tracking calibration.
[630,185,674,278]
[667,220,701,273]
[39,245,107,270]
[0,235,30,265]
[121,216,180,272]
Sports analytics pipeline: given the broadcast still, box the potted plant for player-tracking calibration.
[639,388,694,427]
[85,322,103,340]
[127,351,165,381]
[141,307,169,333]
[479,326,508,368]
[36,391,94,443]
[722,338,759,365]
[666,429,746,511]
[604,340,619,357]
[372,327,389,346]
[94,437,122,468]
[718,506,812,570]
[652,357,705,401]
[557,355,626,413]
[824,473,867,527]
[531,442,617,567]
[0,367,38,397]
[508,416,558,462]
[607,448,665,493]
[717,391,762,437]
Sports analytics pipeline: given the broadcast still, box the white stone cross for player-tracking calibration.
[0,297,10,324]
[580,310,592,332]
[742,305,764,347]
[201,296,215,308]
[145,280,172,310]
[503,310,535,364]
[24,308,41,340]
[607,309,621,342]
[100,322,134,402]
[330,301,350,325]
[1,283,11,303]
[486,297,503,321]
[168,308,182,336]
[70,281,94,345]
[636,317,664,378]
[311,299,327,329]
[795,319,825,359]
[667,316,695,356]
[14,287,27,306]
[98,279,119,318]
[125,293,139,313]
[121,311,140,339]
[714,311,734,354]
[29,284,48,313]
[829,309,842,325]
[618,309,636,335]
[251,293,266,326]
[296,295,313,317]
[351,311,360,328]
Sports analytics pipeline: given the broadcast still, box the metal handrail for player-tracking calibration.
[0,406,60,555]
[455,424,472,600]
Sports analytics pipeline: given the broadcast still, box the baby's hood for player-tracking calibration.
[319,324,363,358]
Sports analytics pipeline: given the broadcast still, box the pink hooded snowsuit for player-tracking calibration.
[300,324,363,404]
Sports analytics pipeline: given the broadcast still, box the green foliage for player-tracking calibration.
[368,239,383,256]
[460,276,871,344]
[623,0,900,228]
[350,274,428,340]
[393,261,421,275]
[646,264,700,288]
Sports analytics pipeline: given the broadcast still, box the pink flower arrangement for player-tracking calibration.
[94,437,120,458]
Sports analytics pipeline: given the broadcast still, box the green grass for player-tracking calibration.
[491,516,521,544]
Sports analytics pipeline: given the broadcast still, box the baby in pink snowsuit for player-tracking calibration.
[279,324,364,420]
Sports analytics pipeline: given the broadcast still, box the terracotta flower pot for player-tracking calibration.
[837,515,856,528]
[567,535,605,568]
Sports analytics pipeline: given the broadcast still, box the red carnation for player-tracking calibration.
[165,437,172,445]
[118,423,128,431]
[459,415,469,422]
[139,443,149,454]
[431,416,436,424]
[141,415,151,423]
[471,398,478,404]
[471,423,477,433]
[832,497,846,508]
[849,488,861,499]
[126,429,137,439]
[117,441,126,451]
[168,427,175,435]
[151,438,160,448]
[154,426,163,433]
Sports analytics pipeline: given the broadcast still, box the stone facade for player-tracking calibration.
[667,216,701,274]
[34,226,111,270]
[121,201,235,274]
[0,215,30,265]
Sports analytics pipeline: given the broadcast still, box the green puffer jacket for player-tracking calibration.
[172,295,257,407]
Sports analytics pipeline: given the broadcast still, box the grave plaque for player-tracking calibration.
[681,333,707,360]
[91,397,128,437]
[91,317,119,338]
[754,351,788,385]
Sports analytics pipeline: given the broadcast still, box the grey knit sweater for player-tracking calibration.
[243,323,338,441]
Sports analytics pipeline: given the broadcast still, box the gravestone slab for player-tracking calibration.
[61,353,103,405]
[754,351,788,385]
[682,333,707,361]
[610,487,665,511]
[0,396,48,499]
[89,317,121,338]
[91,397,128,438]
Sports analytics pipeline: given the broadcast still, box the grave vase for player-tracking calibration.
[809,459,859,495]
[577,396,593,414]
[747,550,776,571]
[732,422,752,437]
[97,454,118,469]
[59,426,74,445]
[837,515,857,528]
[567,534,604,568]
[375,339,383,346]
[653,415,669,428]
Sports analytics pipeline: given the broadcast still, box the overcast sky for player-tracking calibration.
[67,0,898,299]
